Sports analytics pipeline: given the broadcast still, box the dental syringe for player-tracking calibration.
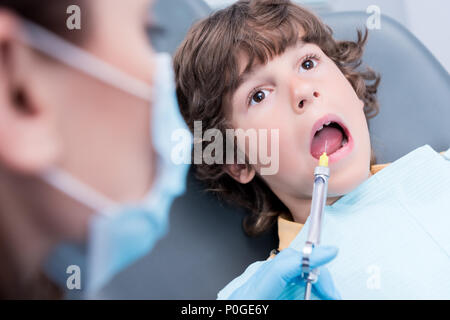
[301,148,330,300]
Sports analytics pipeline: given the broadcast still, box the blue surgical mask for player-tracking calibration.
[18,19,192,297]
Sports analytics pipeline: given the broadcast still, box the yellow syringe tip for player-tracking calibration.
[319,152,328,167]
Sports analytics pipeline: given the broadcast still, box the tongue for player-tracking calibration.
[311,126,343,159]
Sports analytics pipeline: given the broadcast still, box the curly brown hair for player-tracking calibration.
[174,0,380,236]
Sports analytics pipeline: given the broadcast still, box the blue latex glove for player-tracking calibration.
[228,246,340,300]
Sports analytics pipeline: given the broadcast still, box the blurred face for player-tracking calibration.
[54,0,156,201]
[0,0,157,240]
[1,0,156,200]
[229,41,372,213]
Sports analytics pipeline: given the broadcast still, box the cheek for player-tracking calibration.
[326,64,361,106]
[262,153,315,200]
[319,62,372,194]
[233,107,282,156]
[233,100,314,189]
[255,126,316,197]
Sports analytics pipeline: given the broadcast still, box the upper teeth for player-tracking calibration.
[317,121,332,132]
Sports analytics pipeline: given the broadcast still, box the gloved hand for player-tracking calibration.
[228,246,340,300]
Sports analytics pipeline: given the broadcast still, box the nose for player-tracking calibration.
[289,76,320,114]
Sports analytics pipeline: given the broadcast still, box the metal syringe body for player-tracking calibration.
[302,152,330,300]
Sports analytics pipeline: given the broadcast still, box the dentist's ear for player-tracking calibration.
[225,163,256,184]
[0,11,60,174]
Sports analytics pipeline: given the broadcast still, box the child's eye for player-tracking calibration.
[299,55,319,73]
[248,89,271,106]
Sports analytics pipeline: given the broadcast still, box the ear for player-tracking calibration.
[0,11,60,174]
[225,163,256,184]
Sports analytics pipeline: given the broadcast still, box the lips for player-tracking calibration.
[310,114,354,164]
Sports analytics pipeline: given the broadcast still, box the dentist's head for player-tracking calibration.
[0,0,190,298]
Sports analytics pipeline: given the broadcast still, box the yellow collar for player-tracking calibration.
[277,215,304,252]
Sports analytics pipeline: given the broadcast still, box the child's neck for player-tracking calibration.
[289,170,374,224]
[289,195,342,224]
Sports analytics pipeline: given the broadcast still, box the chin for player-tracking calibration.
[327,160,371,197]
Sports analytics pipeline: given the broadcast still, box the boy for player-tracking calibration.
[174,0,450,299]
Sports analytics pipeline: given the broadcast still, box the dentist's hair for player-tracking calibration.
[0,0,87,45]
[175,0,380,236]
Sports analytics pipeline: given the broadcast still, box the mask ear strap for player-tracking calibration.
[16,18,154,217]
[41,167,119,217]
[17,18,154,102]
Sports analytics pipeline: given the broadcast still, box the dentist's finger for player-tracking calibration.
[266,245,338,284]
[309,245,339,268]
[312,267,342,300]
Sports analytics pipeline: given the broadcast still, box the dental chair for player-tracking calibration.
[94,4,450,299]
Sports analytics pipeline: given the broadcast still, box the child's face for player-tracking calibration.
[228,41,372,202]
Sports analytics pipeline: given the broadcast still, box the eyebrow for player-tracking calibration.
[235,66,258,93]
[233,41,308,94]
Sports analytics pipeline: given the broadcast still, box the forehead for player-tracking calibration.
[235,40,307,89]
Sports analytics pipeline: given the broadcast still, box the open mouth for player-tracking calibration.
[310,115,353,162]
